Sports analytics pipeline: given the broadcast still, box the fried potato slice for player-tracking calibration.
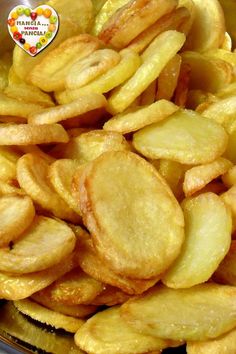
[78,151,184,279]
[36,268,104,305]
[0,194,35,248]
[187,327,236,354]
[181,51,232,93]
[214,241,236,285]
[51,130,130,163]
[0,146,20,182]
[0,92,43,118]
[222,165,236,188]
[177,0,196,34]
[98,0,178,48]
[108,30,185,114]
[29,35,101,92]
[75,306,180,354]
[183,158,233,197]
[174,62,191,107]
[184,0,225,52]
[0,124,69,145]
[133,109,228,165]
[218,0,236,48]
[17,153,80,222]
[121,284,236,341]
[103,100,179,134]
[221,186,236,230]
[216,82,236,99]
[140,80,157,106]
[162,193,232,288]
[91,285,130,306]
[186,89,218,110]
[77,237,159,295]
[28,94,106,125]
[48,159,82,215]
[0,215,76,274]
[0,180,25,196]
[17,145,55,165]
[14,299,84,333]
[225,130,236,164]
[0,252,76,300]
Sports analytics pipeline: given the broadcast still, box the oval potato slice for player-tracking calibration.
[121,284,236,341]
[133,109,228,165]
[0,215,76,274]
[75,306,179,354]
[78,151,184,279]
[0,194,35,247]
[162,193,232,288]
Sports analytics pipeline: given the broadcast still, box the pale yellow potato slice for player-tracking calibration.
[218,0,236,48]
[17,145,55,164]
[0,215,76,274]
[0,194,35,247]
[133,109,228,165]
[108,30,186,114]
[177,0,196,34]
[17,153,80,223]
[103,100,179,134]
[187,327,236,354]
[162,193,232,288]
[214,240,236,285]
[216,81,236,99]
[0,92,43,118]
[0,124,69,145]
[98,0,178,48]
[0,146,20,182]
[184,0,225,52]
[14,299,84,333]
[222,165,236,188]
[220,32,232,51]
[183,157,233,197]
[28,94,107,125]
[75,306,180,354]
[221,186,236,230]
[79,151,184,279]
[121,284,236,341]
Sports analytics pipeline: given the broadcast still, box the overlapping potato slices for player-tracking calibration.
[214,240,236,285]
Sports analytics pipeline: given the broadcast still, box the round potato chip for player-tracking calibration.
[0,215,76,274]
[0,194,35,247]
[78,151,184,279]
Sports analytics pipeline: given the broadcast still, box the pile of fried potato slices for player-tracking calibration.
[1,0,236,353]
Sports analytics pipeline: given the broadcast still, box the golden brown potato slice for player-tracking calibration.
[162,193,232,288]
[17,153,80,223]
[187,327,236,354]
[121,284,236,341]
[14,299,84,333]
[221,186,236,230]
[173,62,191,107]
[91,285,130,306]
[78,151,184,279]
[225,130,236,164]
[177,0,196,34]
[0,92,43,118]
[133,109,228,165]
[17,145,55,164]
[184,0,225,52]
[75,306,180,354]
[222,165,236,188]
[218,0,236,48]
[183,158,232,197]
[0,194,35,247]
[0,146,20,182]
[214,241,236,285]
[140,80,157,106]
[0,215,76,274]
[0,180,25,196]
[103,100,179,134]
[98,0,178,48]
[108,30,185,114]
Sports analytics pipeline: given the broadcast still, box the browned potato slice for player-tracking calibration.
[133,109,228,165]
[225,130,236,164]
[0,92,43,118]
[78,151,184,279]
[17,153,80,223]
[214,241,236,285]
[140,80,157,106]
[103,100,179,134]
[183,158,232,197]
[36,268,104,305]
[174,62,191,107]
[222,165,236,188]
[187,327,236,354]
[184,0,225,52]
[0,215,76,274]
[91,285,130,306]
[0,194,35,247]
[98,0,178,48]
[162,193,232,288]
[121,284,236,341]
[0,180,25,196]
[0,146,20,182]
[75,306,180,354]
[14,299,84,333]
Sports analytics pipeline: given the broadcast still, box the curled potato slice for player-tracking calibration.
[17,153,80,223]
[0,92,43,118]
[29,35,101,92]
[75,306,180,354]
[14,299,84,333]
[91,285,130,306]
[78,151,184,279]
[214,241,236,285]
[0,124,69,145]
[0,146,20,182]
[162,193,232,288]
[133,109,228,165]
[0,215,76,274]
[183,157,232,197]
[108,30,185,114]
[121,284,236,341]
[104,100,178,134]
[98,0,178,48]
[0,194,35,248]
[28,94,107,125]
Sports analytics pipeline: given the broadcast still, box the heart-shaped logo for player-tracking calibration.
[7,5,59,56]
